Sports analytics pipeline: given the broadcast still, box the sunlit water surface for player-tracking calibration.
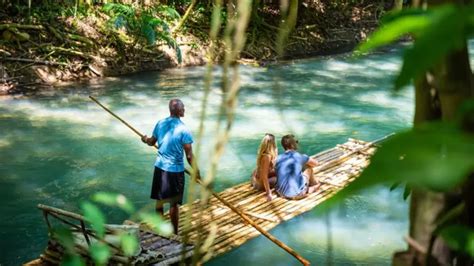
[2,41,473,265]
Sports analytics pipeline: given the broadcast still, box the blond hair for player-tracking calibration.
[256,134,278,170]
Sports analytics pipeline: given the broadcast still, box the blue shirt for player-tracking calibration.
[152,117,193,172]
[275,150,309,197]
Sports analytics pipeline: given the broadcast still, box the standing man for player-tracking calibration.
[141,99,194,235]
[275,134,320,199]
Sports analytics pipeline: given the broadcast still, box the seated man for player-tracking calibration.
[275,134,320,199]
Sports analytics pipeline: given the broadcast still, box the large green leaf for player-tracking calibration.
[81,202,106,238]
[357,14,430,54]
[356,4,474,90]
[89,242,111,266]
[396,4,468,89]
[350,122,474,192]
[434,203,465,233]
[92,192,135,214]
[380,8,427,25]
[439,225,474,258]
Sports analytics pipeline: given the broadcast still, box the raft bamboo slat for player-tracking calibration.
[165,138,378,262]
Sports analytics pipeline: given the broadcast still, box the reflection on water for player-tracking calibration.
[6,40,471,265]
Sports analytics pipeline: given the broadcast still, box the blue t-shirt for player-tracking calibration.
[275,150,309,197]
[152,117,193,172]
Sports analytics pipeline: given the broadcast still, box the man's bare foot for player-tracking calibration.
[308,182,321,194]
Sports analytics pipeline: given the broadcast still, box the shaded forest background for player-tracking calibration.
[0,0,393,94]
[3,1,474,266]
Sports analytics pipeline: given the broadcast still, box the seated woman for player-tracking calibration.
[251,133,278,201]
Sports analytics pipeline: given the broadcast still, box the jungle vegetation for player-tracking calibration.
[1,0,473,265]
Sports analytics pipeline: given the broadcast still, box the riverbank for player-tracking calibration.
[0,1,386,95]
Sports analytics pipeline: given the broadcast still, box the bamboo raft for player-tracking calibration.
[26,136,384,265]
[168,137,380,262]
[26,205,194,265]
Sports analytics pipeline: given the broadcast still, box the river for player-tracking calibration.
[1,42,472,265]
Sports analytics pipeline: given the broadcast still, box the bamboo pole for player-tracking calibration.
[178,143,371,219]
[183,154,366,227]
[312,133,393,174]
[178,155,370,260]
[178,154,370,235]
[179,165,363,250]
[89,96,311,265]
[203,169,363,250]
[181,155,371,250]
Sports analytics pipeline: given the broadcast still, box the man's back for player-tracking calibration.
[275,150,309,197]
[153,116,193,172]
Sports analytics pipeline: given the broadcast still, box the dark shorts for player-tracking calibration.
[151,167,185,205]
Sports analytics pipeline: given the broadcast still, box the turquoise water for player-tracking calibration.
[4,41,472,265]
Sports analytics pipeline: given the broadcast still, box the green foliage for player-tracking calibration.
[102,3,182,63]
[356,4,474,89]
[402,183,411,200]
[343,100,474,201]
[439,225,474,257]
[154,5,181,21]
[92,192,135,214]
[53,228,76,253]
[61,254,84,266]
[354,7,474,261]
[434,203,465,233]
[51,193,173,265]
[353,122,474,192]
[140,212,173,236]
[89,242,111,266]
[52,228,85,266]
[120,233,139,257]
[80,201,106,238]
[458,100,474,133]
[356,11,430,54]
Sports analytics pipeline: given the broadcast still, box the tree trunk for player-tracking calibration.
[394,0,404,10]
[393,0,474,265]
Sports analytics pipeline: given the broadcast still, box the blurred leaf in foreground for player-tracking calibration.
[120,233,139,257]
[61,254,84,266]
[81,202,106,238]
[139,212,173,236]
[92,192,135,214]
[350,122,474,192]
[89,242,111,266]
[356,4,474,89]
[439,225,474,258]
[53,228,75,253]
